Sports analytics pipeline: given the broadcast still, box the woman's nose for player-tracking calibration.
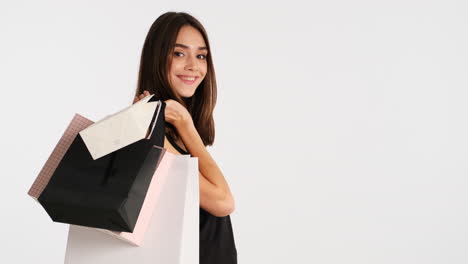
[184,56,198,71]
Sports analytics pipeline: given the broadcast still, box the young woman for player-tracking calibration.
[132,12,237,263]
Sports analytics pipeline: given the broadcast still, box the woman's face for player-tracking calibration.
[167,25,208,98]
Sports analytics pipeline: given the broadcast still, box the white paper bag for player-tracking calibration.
[79,94,161,160]
[64,154,199,264]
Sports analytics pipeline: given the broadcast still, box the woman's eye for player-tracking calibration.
[173,51,207,60]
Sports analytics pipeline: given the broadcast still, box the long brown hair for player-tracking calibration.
[134,12,217,146]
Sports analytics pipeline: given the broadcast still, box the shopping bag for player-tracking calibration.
[28,96,167,232]
[80,94,161,160]
[28,113,175,246]
[64,153,199,264]
[95,146,174,246]
[27,114,93,202]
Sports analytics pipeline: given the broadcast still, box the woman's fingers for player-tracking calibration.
[139,90,150,98]
[133,91,151,104]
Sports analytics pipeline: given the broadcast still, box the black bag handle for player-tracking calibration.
[101,97,165,185]
[146,95,166,146]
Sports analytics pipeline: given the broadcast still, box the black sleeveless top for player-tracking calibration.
[166,134,238,264]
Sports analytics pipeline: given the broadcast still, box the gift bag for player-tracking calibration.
[64,153,200,264]
[28,95,167,232]
[79,94,162,160]
[28,114,170,245]
[95,145,174,246]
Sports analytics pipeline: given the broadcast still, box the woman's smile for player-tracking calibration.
[177,75,198,85]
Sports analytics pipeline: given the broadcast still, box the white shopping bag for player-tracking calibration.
[79,94,161,160]
[64,154,199,264]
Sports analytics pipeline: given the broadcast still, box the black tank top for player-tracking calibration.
[166,134,238,264]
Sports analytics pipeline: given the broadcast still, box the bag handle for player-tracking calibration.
[102,98,165,185]
[146,96,166,146]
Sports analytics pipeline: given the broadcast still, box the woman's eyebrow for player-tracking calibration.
[174,43,208,51]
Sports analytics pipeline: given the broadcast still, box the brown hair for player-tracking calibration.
[134,11,217,146]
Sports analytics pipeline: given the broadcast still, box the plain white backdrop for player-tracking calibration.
[1,0,468,263]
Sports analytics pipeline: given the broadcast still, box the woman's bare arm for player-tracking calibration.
[175,120,235,217]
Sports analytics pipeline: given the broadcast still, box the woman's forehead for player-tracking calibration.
[174,26,206,48]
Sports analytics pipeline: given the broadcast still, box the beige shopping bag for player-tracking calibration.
[79,93,160,160]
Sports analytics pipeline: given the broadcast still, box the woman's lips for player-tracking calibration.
[177,75,198,85]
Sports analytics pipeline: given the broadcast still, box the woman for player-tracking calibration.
[132,12,238,263]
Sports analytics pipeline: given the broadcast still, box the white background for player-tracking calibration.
[1,0,468,263]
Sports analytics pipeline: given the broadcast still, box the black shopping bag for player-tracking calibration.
[38,97,166,232]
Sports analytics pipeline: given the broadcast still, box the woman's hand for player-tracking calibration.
[163,98,193,129]
[133,90,151,104]
[134,90,193,129]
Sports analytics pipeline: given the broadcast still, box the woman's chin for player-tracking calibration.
[172,84,198,98]
[178,89,196,98]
